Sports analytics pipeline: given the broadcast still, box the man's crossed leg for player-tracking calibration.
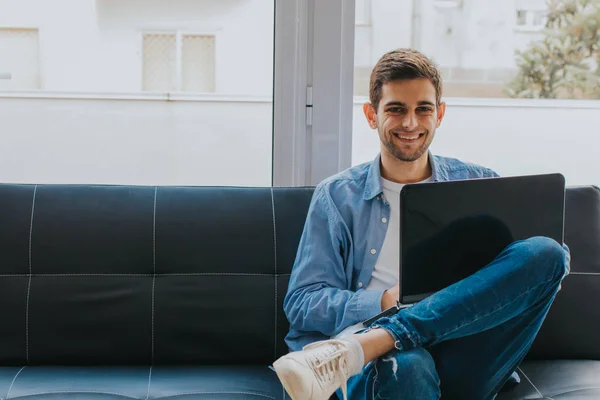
[273,236,570,400]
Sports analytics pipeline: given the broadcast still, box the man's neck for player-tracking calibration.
[380,151,432,184]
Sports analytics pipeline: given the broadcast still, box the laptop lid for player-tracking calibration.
[398,173,566,305]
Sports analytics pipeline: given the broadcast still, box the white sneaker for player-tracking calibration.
[273,339,357,400]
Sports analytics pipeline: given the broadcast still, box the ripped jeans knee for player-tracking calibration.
[372,348,440,400]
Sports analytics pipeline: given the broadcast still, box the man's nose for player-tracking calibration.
[401,112,418,131]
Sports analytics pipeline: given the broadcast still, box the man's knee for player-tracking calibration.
[375,348,439,391]
[513,236,567,281]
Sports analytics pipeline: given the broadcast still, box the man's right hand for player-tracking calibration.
[381,282,400,310]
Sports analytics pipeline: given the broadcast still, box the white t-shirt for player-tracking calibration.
[334,175,432,338]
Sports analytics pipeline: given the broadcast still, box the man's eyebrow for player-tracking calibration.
[383,101,406,108]
[383,101,436,108]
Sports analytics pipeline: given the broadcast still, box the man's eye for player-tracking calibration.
[388,108,403,113]
[418,107,433,112]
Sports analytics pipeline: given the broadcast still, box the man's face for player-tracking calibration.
[364,78,446,162]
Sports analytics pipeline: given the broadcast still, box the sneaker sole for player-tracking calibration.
[273,360,305,400]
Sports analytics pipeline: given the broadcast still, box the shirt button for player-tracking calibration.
[381,217,387,223]
[358,282,363,288]
[370,248,377,255]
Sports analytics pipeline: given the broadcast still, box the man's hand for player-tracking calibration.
[381,283,400,311]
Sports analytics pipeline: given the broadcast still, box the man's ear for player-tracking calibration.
[363,102,378,129]
[436,101,446,128]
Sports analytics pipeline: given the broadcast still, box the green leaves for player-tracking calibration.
[507,0,600,99]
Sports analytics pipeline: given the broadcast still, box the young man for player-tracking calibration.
[272,49,570,400]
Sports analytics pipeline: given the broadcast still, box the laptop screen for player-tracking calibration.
[399,173,565,304]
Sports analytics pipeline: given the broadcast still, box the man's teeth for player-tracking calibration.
[398,134,420,140]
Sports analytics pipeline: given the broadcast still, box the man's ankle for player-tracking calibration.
[343,336,365,375]
[354,327,397,364]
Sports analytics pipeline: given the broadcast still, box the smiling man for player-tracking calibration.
[272,49,570,400]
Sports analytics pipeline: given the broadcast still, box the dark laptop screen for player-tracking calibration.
[399,173,565,304]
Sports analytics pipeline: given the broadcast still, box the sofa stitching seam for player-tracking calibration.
[151,187,157,364]
[569,272,600,275]
[271,187,278,361]
[5,366,26,399]
[26,185,37,365]
[145,365,153,400]
[517,366,545,399]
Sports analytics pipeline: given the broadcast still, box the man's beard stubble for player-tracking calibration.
[381,127,433,162]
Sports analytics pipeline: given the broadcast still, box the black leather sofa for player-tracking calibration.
[0,184,598,400]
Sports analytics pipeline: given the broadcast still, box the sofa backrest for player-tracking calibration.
[0,184,313,366]
[0,184,598,367]
[528,185,600,360]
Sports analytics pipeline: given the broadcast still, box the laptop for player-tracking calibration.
[363,173,565,326]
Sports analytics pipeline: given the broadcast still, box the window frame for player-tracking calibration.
[273,0,356,186]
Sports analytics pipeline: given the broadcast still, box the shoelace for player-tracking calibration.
[304,340,350,400]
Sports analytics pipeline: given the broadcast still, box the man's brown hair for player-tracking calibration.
[369,48,443,111]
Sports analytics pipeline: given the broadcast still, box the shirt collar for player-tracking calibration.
[363,151,443,201]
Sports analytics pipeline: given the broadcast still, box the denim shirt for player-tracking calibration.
[283,152,501,351]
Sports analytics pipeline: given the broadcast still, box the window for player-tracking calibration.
[181,35,216,93]
[142,33,177,92]
[516,10,528,25]
[532,10,546,26]
[142,32,215,93]
[0,0,282,187]
[515,9,546,30]
[349,0,600,188]
[352,1,597,99]
[0,28,40,90]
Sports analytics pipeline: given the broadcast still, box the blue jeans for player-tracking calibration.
[342,236,569,400]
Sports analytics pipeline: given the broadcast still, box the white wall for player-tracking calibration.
[352,98,600,187]
[353,0,413,69]
[1,95,598,188]
[0,95,272,186]
[457,0,517,68]
[0,0,274,95]
[369,0,413,64]
[95,0,274,95]
[397,0,544,70]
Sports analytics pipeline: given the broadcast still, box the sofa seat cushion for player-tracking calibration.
[497,360,600,399]
[0,366,285,400]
